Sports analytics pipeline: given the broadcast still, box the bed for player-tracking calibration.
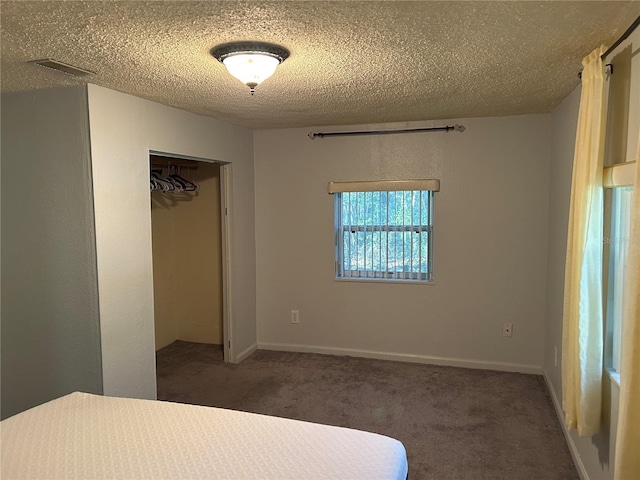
[1,392,408,479]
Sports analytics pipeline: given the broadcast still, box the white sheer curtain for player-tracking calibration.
[562,45,607,437]
[614,129,640,479]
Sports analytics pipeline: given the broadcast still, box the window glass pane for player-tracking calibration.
[606,186,634,374]
[335,189,433,282]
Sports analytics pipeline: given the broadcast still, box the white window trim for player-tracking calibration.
[329,179,439,284]
[604,161,636,188]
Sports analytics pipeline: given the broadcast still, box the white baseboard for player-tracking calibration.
[542,369,589,480]
[235,343,257,363]
[257,341,542,374]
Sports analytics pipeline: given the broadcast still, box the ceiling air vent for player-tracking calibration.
[29,59,95,77]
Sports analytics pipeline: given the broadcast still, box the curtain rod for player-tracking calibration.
[308,124,465,140]
[578,14,640,78]
[578,16,640,78]
[601,14,640,60]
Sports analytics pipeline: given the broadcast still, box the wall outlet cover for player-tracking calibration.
[502,322,513,338]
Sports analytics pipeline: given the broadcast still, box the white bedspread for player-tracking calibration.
[1,392,408,479]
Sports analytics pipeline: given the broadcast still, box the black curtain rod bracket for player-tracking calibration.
[308,124,465,140]
[577,14,639,78]
[578,63,613,79]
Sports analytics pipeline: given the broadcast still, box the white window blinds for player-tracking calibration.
[329,179,439,283]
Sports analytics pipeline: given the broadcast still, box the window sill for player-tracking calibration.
[606,368,621,389]
[334,278,436,285]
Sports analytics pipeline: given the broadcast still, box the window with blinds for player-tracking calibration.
[329,180,438,283]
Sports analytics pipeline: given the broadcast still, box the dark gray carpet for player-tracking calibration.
[156,341,578,480]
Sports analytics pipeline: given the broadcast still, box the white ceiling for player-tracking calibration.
[1,1,639,129]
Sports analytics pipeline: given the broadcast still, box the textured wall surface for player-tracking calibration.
[2,1,640,128]
[255,114,550,370]
[545,83,622,480]
[543,26,640,480]
[1,86,103,419]
[88,84,255,399]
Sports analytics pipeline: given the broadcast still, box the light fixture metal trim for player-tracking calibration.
[211,41,290,64]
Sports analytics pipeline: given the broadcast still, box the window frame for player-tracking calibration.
[604,184,634,378]
[329,181,438,284]
[602,162,636,381]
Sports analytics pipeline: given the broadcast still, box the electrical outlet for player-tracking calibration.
[554,346,558,367]
[502,322,513,338]
[290,310,300,324]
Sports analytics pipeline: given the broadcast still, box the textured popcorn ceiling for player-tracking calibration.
[1,1,639,129]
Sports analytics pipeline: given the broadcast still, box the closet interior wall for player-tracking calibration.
[150,157,223,350]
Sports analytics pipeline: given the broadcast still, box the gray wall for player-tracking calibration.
[1,86,102,419]
[543,25,640,480]
[87,84,256,398]
[544,82,622,480]
[544,88,580,396]
[254,115,551,371]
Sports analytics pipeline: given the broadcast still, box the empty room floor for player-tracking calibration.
[156,341,578,480]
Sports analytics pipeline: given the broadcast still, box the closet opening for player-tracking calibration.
[149,152,232,382]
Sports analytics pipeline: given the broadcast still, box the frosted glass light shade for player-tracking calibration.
[222,54,280,88]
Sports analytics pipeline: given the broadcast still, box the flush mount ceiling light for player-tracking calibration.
[211,41,289,95]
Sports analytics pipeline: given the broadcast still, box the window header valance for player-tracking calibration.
[328,179,440,194]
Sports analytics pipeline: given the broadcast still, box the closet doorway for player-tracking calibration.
[149,152,231,369]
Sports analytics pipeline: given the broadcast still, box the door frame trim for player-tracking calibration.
[149,150,234,363]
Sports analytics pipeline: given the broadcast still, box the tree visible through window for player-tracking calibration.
[334,190,433,282]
